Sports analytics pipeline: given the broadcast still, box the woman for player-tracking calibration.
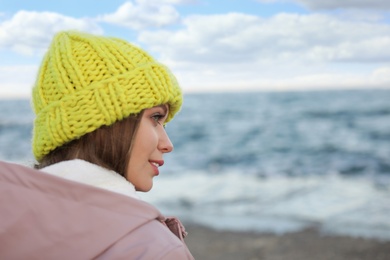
[1,30,193,259]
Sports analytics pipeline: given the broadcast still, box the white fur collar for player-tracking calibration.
[41,159,139,199]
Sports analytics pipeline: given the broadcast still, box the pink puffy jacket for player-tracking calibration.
[0,161,194,259]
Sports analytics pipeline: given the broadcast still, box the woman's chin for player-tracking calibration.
[135,183,153,192]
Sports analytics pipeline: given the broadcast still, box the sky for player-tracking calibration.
[1,0,390,97]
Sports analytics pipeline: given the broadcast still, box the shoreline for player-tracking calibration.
[184,224,390,260]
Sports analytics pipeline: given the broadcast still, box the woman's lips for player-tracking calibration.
[150,160,164,175]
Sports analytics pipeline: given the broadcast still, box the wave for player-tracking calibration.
[140,170,390,241]
[305,109,390,120]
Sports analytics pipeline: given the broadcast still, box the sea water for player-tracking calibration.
[1,89,390,241]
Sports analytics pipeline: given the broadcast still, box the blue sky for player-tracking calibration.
[1,0,390,97]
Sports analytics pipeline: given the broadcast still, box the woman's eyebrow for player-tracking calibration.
[157,104,169,114]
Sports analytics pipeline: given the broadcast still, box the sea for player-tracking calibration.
[1,89,390,241]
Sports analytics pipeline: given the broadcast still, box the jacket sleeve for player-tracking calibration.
[96,219,194,260]
[160,245,194,260]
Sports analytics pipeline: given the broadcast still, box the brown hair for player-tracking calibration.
[34,111,144,178]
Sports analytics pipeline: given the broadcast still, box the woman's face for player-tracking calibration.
[126,105,173,192]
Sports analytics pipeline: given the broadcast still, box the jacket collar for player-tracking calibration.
[41,159,139,199]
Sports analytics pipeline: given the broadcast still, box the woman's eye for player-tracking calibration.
[151,114,165,125]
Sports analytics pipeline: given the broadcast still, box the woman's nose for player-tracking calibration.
[158,129,174,153]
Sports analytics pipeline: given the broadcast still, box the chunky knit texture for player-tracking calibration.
[32,31,182,160]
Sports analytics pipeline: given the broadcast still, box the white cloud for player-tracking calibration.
[171,67,390,93]
[139,13,390,64]
[371,67,390,82]
[99,1,180,30]
[257,0,390,10]
[0,65,38,97]
[138,12,390,91]
[137,0,196,4]
[0,11,102,55]
[296,0,390,10]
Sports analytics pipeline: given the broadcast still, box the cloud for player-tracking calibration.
[371,67,390,82]
[139,12,390,64]
[138,12,390,91]
[295,0,390,10]
[0,65,38,97]
[257,0,390,10]
[137,0,196,4]
[166,68,390,93]
[99,1,181,30]
[0,11,102,55]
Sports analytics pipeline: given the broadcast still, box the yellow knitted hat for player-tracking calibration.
[32,30,182,160]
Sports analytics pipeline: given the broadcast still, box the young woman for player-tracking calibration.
[0,30,193,259]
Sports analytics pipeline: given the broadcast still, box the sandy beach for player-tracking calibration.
[184,225,390,260]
